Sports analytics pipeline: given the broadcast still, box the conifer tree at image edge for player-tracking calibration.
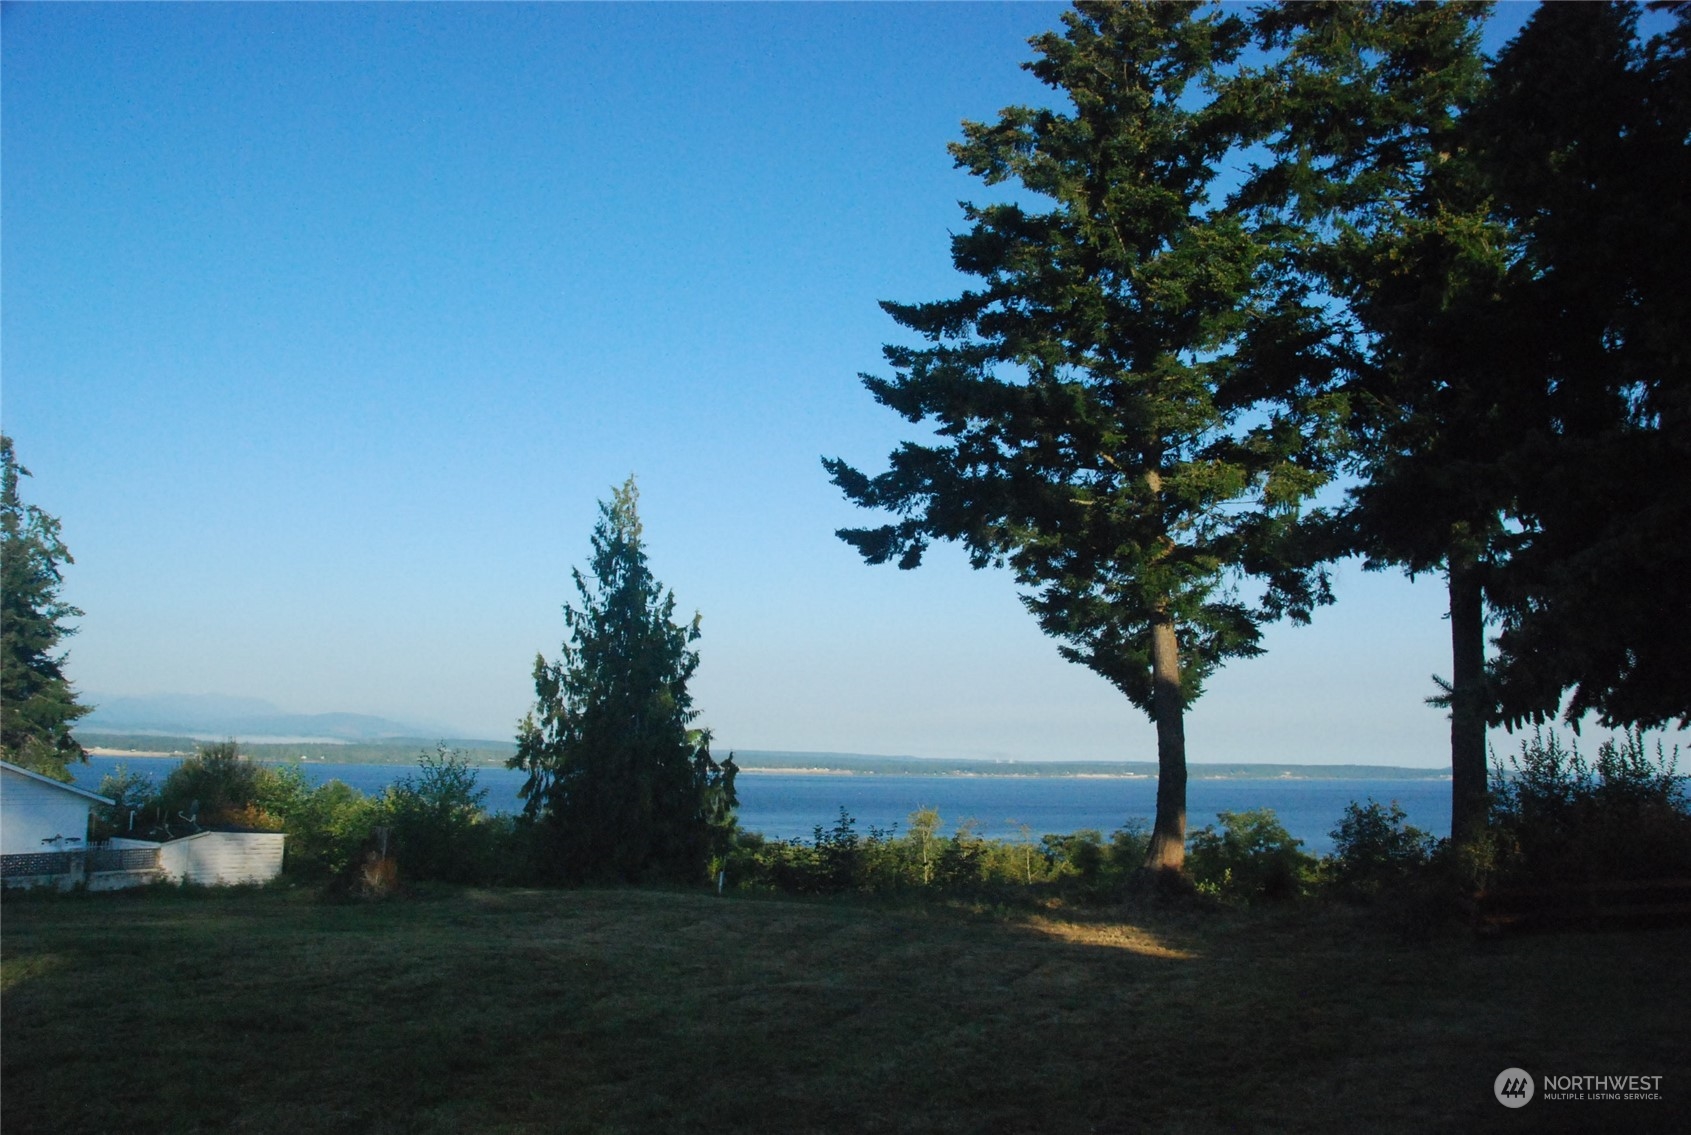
[1236,1,1691,848]
[1,434,92,781]
[510,478,737,884]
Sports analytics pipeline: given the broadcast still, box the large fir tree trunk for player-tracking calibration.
[1448,548,1489,848]
[1143,612,1188,873]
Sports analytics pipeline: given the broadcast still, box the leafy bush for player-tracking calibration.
[1187,809,1315,902]
[813,808,865,892]
[253,762,311,825]
[1108,822,1152,874]
[725,810,901,895]
[91,763,161,840]
[104,742,308,839]
[382,746,492,883]
[283,780,382,879]
[1326,799,1436,899]
[1489,727,1691,887]
[933,820,988,890]
[156,740,266,829]
[1043,829,1106,883]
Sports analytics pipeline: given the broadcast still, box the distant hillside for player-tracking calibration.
[78,732,517,766]
[79,693,454,744]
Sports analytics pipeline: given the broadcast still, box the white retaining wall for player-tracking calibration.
[158,831,286,885]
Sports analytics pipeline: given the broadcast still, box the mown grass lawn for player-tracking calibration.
[3,885,1686,1134]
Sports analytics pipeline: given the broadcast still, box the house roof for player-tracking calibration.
[0,760,115,805]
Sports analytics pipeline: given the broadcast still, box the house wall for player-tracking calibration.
[1,766,93,855]
[158,831,286,885]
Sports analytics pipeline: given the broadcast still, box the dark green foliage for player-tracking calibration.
[1041,825,1153,900]
[1108,820,1152,865]
[281,780,382,879]
[1488,729,1691,888]
[1474,3,1691,733]
[0,435,91,780]
[1042,830,1106,885]
[724,812,893,896]
[155,740,271,830]
[91,763,161,841]
[382,746,494,884]
[510,479,737,884]
[280,758,525,885]
[1326,799,1436,900]
[932,821,989,891]
[1187,809,1316,902]
[825,1,1339,872]
[724,808,1152,902]
[1237,3,1691,843]
[813,808,866,893]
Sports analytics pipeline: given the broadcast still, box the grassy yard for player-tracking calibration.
[3,885,1686,1134]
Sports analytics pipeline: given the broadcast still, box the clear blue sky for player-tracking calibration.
[5,1,1634,765]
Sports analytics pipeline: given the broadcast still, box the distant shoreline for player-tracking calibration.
[81,746,1451,781]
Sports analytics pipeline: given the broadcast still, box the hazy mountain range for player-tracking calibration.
[79,693,463,743]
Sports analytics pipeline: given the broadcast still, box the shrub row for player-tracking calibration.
[720,807,1151,900]
[717,801,1437,905]
[93,727,1689,903]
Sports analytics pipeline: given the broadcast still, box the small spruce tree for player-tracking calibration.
[510,478,737,883]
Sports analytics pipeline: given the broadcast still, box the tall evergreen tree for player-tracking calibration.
[1476,2,1691,733]
[1233,1,1504,846]
[1,434,92,780]
[824,2,1338,876]
[510,478,737,884]
[1238,2,1690,848]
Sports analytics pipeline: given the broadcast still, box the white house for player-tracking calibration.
[1,759,113,888]
[1,758,111,853]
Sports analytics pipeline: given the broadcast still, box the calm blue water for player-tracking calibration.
[73,756,1449,854]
